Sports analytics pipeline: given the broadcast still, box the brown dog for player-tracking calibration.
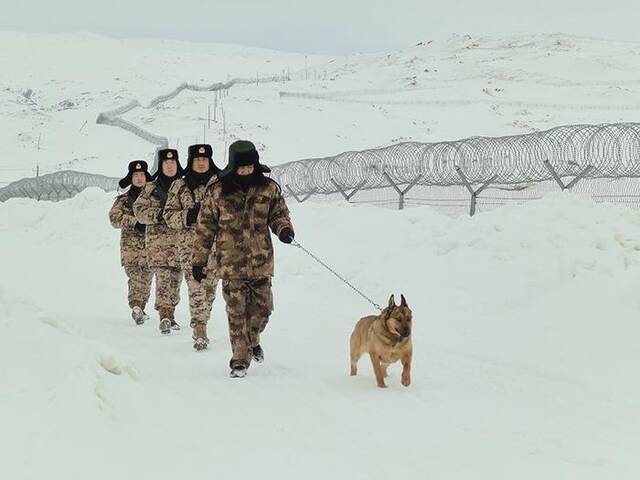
[350,294,413,388]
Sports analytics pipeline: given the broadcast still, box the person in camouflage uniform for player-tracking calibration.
[192,140,294,378]
[133,148,184,335]
[164,144,221,350]
[109,160,153,325]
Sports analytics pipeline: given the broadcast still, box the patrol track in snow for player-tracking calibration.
[279,91,640,111]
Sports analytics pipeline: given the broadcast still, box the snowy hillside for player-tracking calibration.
[1,189,639,478]
[4,32,640,187]
[0,31,327,182]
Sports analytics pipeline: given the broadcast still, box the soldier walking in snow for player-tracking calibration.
[109,160,153,325]
[133,149,184,334]
[164,144,221,350]
[192,140,294,378]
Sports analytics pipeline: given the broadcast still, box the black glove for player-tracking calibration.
[134,222,146,234]
[192,265,207,283]
[186,203,201,226]
[278,227,294,244]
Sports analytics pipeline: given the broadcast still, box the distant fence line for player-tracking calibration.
[96,74,290,168]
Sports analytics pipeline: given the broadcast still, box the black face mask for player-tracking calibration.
[185,169,214,191]
[157,171,180,192]
[128,185,143,199]
[235,172,257,189]
[221,170,268,195]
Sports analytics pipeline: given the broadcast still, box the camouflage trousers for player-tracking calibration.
[183,267,218,326]
[153,267,182,320]
[222,277,273,369]
[123,264,153,310]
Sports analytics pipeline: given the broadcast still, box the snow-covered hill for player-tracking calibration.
[3,32,640,186]
[1,189,639,478]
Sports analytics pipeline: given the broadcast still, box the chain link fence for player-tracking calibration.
[302,177,640,217]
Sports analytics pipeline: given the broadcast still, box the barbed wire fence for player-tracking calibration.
[0,170,118,202]
[268,122,640,215]
[2,122,640,216]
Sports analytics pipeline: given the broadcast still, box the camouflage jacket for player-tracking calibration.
[133,180,181,269]
[163,177,215,268]
[192,179,293,279]
[109,192,148,268]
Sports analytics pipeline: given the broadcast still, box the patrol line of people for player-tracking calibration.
[109,140,295,378]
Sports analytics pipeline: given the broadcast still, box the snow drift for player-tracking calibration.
[1,189,639,479]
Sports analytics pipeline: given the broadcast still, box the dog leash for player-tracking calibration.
[291,239,383,312]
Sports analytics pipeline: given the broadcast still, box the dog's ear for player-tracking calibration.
[400,294,408,307]
[388,294,396,309]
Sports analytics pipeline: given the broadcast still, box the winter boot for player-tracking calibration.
[159,318,172,335]
[170,320,181,331]
[192,324,209,351]
[131,306,145,325]
[252,345,264,363]
[230,366,247,378]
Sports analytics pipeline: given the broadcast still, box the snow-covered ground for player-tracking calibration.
[1,189,639,478]
[2,29,640,478]
[4,32,640,186]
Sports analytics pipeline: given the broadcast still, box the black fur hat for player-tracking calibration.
[119,160,152,189]
[187,144,220,174]
[154,148,184,178]
[218,140,270,179]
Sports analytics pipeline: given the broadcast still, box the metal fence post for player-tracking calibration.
[330,178,367,202]
[285,185,316,203]
[382,172,424,210]
[543,160,594,191]
[565,165,594,190]
[455,167,498,216]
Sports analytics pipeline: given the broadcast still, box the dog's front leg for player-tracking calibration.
[369,351,387,388]
[401,350,412,387]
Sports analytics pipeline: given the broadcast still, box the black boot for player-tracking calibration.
[230,359,248,378]
[131,306,146,325]
[159,318,171,335]
[230,366,247,378]
[252,345,264,363]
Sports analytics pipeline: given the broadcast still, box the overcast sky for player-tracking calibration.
[1,0,637,54]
